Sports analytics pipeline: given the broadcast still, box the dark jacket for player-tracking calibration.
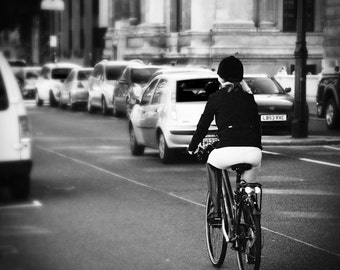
[188,83,262,151]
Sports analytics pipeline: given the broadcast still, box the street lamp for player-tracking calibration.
[41,0,65,62]
[292,0,309,138]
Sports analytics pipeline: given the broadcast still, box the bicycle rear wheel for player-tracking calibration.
[205,192,227,267]
[236,205,262,270]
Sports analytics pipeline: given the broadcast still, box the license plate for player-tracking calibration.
[261,114,287,122]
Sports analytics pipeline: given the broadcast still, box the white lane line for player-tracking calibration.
[39,146,340,259]
[263,226,340,258]
[263,150,340,168]
[324,145,340,151]
[0,200,42,210]
[299,158,340,168]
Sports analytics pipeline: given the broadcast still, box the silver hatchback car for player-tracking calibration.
[128,71,218,163]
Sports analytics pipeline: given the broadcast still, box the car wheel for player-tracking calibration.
[10,174,30,200]
[87,98,95,114]
[112,98,119,117]
[59,98,67,109]
[325,99,340,130]
[35,91,43,106]
[316,104,323,118]
[158,132,174,164]
[129,126,144,155]
[102,97,109,115]
[49,91,57,107]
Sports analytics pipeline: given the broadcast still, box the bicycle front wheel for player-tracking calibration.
[205,192,227,267]
[236,205,262,270]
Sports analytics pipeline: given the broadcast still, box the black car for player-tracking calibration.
[316,72,340,129]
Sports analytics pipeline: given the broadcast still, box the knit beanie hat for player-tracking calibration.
[217,56,244,82]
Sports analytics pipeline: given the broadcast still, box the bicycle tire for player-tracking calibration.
[236,204,262,270]
[205,192,227,267]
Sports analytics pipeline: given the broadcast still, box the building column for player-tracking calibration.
[72,0,81,57]
[138,0,166,34]
[257,0,278,31]
[213,0,256,31]
[191,0,215,31]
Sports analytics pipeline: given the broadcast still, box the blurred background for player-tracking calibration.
[0,0,339,75]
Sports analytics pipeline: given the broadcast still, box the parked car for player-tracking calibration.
[0,52,32,199]
[243,74,294,133]
[113,63,163,118]
[59,67,93,110]
[21,66,41,99]
[35,62,80,107]
[316,72,340,129]
[87,60,133,115]
[128,72,219,163]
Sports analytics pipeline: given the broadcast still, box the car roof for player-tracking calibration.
[244,74,270,78]
[153,71,218,81]
[96,60,144,67]
[43,62,80,69]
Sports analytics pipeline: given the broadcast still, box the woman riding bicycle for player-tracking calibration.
[187,55,262,221]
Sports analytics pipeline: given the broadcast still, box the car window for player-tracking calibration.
[151,79,168,104]
[176,78,218,102]
[78,70,92,81]
[244,77,284,94]
[26,71,39,79]
[141,79,158,105]
[106,65,127,80]
[132,67,160,84]
[51,68,73,80]
[0,70,9,110]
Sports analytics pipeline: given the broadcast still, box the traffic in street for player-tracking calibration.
[1,103,339,270]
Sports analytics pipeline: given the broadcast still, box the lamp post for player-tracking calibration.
[41,0,65,62]
[292,0,309,138]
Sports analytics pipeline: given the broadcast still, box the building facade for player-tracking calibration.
[54,0,339,76]
[100,0,327,75]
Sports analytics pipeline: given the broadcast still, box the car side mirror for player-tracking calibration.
[284,87,291,93]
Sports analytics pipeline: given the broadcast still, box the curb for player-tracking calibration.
[262,136,340,146]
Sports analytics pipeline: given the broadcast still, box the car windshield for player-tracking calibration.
[77,70,92,81]
[244,77,284,94]
[106,65,127,80]
[51,68,73,80]
[132,68,160,84]
[0,70,9,110]
[176,78,218,102]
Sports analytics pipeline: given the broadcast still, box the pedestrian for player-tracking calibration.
[187,55,262,220]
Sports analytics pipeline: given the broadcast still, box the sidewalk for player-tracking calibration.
[262,135,340,146]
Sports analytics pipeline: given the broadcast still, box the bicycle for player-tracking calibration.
[197,137,263,269]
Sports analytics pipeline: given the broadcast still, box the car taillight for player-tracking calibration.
[19,116,30,141]
[77,82,84,88]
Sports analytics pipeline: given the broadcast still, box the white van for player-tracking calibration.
[0,52,32,200]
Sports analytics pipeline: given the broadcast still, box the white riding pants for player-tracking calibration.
[207,146,262,182]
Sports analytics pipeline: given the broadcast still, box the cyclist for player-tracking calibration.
[187,55,262,221]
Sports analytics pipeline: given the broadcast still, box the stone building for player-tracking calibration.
[101,0,325,75]
[55,0,339,76]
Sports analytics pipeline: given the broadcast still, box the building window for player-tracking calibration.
[283,0,314,32]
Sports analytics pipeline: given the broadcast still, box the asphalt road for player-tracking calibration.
[0,103,340,270]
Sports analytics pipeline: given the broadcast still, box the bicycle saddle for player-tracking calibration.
[230,163,252,173]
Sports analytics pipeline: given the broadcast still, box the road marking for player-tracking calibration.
[262,226,340,258]
[264,188,339,196]
[39,146,340,259]
[263,150,340,168]
[0,200,42,210]
[324,145,340,151]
